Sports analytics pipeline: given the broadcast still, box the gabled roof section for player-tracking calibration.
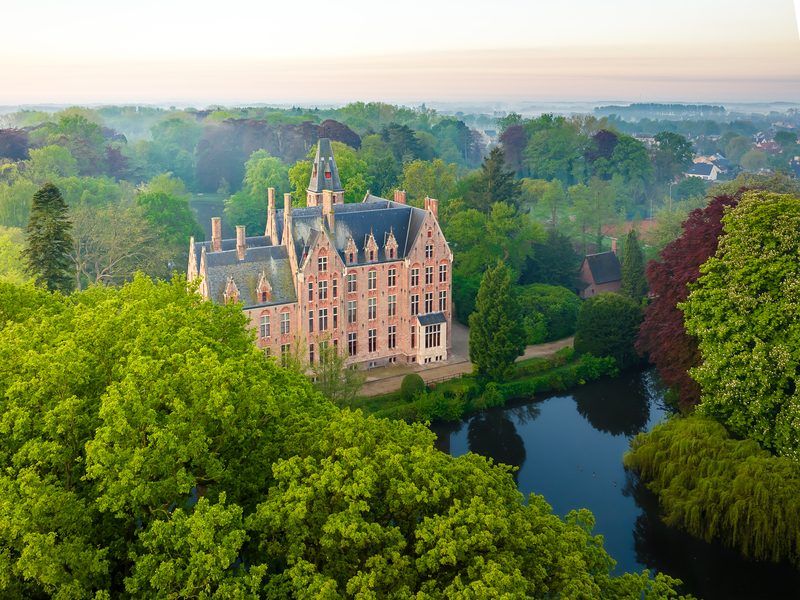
[307,138,344,193]
[204,245,297,308]
[686,163,715,176]
[192,235,273,274]
[585,252,622,285]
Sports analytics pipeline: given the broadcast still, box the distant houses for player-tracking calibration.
[685,162,719,181]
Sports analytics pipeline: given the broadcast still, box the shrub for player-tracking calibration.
[574,292,643,370]
[516,284,581,342]
[400,373,425,402]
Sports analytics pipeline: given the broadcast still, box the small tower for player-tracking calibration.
[345,235,358,265]
[384,227,398,260]
[307,138,345,207]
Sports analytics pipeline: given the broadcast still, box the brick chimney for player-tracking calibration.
[425,196,438,220]
[236,225,246,260]
[394,190,406,204]
[265,187,278,243]
[212,217,222,251]
[612,240,618,256]
[323,189,335,232]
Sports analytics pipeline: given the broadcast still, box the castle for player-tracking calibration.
[188,139,453,367]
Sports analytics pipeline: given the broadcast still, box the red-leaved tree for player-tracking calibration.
[635,191,741,408]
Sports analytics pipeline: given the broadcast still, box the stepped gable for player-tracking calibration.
[307,138,344,193]
[586,251,622,284]
[203,245,296,308]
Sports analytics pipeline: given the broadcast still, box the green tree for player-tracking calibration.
[0,226,28,284]
[516,283,582,342]
[683,191,800,460]
[399,158,458,204]
[620,228,647,301]
[0,277,693,599]
[469,261,526,380]
[26,145,79,182]
[521,229,581,288]
[463,146,521,214]
[740,149,769,172]
[652,132,694,182]
[227,150,291,234]
[23,182,74,293]
[288,142,372,205]
[574,292,643,370]
[400,372,425,402]
[309,337,365,405]
[725,136,752,164]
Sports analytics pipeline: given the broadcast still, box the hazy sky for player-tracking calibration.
[3,0,800,105]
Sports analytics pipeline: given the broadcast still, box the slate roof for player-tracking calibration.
[307,138,344,193]
[585,252,622,285]
[686,163,715,176]
[272,198,429,267]
[191,236,273,275]
[417,312,447,326]
[205,245,297,309]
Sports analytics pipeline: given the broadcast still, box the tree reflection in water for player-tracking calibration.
[572,368,655,437]
[622,469,800,600]
[466,409,530,483]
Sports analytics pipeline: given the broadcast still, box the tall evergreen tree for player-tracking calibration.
[23,181,74,293]
[620,229,646,301]
[464,146,522,214]
[469,261,526,380]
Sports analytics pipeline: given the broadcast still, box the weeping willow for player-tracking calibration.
[624,415,800,568]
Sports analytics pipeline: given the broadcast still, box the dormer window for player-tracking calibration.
[349,252,354,264]
[256,270,272,304]
[223,275,240,305]
[389,248,394,259]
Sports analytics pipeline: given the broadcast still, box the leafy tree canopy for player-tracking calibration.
[0,277,693,599]
[575,292,643,370]
[683,191,800,460]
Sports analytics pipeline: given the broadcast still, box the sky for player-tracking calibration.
[2,0,800,105]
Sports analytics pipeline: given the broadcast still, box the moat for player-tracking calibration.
[431,367,800,600]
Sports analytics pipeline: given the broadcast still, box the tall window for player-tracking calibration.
[333,306,338,329]
[439,263,447,282]
[411,294,419,316]
[280,344,290,367]
[368,297,376,320]
[388,294,396,317]
[280,312,290,334]
[411,268,419,287]
[425,292,433,314]
[389,248,394,259]
[348,332,357,356]
[368,271,376,290]
[309,343,314,364]
[411,325,415,348]
[425,244,433,259]
[308,310,314,332]
[349,252,354,264]
[261,290,269,303]
[368,328,377,353]
[332,278,338,298]
[348,301,357,323]
[425,266,433,285]
[264,347,271,359]
[388,325,396,349]
[370,250,375,261]
[260,315,270,338]
[318,280,327,300]
[319,308,328,331]
[308,282,313,302]
[318,256,327,272]
[425,324,441,348]
[388,268,396,287]
[348,273,356,292]
[439,290,447,312]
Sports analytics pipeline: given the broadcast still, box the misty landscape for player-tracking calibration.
[2,1,800,599]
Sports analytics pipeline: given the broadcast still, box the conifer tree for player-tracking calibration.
[23,181,74,293]
[620,228,646,301]
[464,146,522,214]
[469,261,526,380]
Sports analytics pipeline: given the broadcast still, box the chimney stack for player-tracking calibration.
[425,196,438,220]
[212,217,222,251]
[265,187,278,243]
[236,225,246,260]
[323,189,335,232]
[612,240,618,256]
[394,190,406,204]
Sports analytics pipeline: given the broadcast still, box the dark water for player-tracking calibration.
[431,368,800,600]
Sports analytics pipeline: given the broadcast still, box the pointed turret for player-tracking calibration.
[307,138,345,207]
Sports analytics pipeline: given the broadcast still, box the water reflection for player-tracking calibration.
[572,371,652,437]
[467,411,527,481]
[622,469,800,600]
